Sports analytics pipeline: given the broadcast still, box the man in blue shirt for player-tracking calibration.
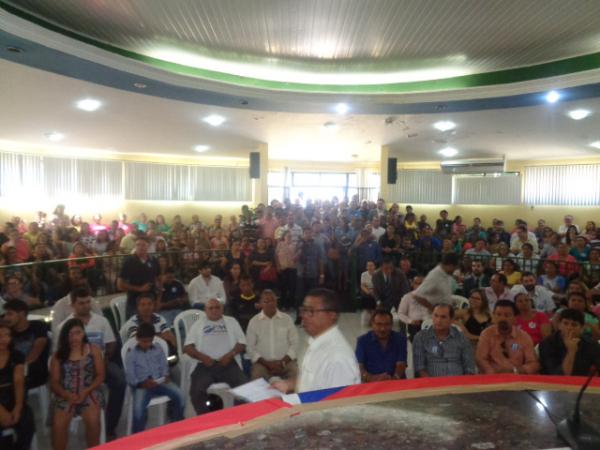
[124,323,184,433]
[355,310,407,382]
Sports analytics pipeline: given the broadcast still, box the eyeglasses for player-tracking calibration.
[299,307,335,317]
[501,340,510,359]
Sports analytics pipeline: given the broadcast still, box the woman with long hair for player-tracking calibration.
[455,288,491,344]
[50,318,105,450]
[0,323,35,450]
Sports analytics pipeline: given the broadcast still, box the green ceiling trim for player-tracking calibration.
[2,1,600,95]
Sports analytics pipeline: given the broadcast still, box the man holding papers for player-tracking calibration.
[273,288,360,393]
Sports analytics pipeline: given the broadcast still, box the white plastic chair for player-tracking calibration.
[110,295,127,334]
[451,295,470,310]
[121,336,170,434]
[173,310,205,402]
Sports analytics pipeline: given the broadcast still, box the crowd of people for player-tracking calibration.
[1,198,600,449]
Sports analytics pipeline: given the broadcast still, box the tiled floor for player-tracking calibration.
[31,311,414,449]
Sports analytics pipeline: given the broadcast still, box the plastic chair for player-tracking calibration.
[121,336,170,434]
[451,295,470,310]
[173,310,206,403]
[110,295,127,333]
[69,410,106,443]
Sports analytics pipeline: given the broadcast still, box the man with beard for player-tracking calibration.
[510,272,555,313]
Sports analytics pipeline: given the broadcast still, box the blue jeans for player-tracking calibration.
[131,382,185,433]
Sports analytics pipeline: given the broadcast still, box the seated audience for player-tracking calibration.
[552,292,600,341]
[0,323,35,450]
[484,273,513,310]
[465,239,491,263]
[120,294,177,349]
[413,304,475,377]
[156,268,189,327]
[356,310,407,382]
[228,276,260,332]
[397,275,428,341]
[187,262,226,308]
[518,243,540,273]
[51,281,102,337]
[455,288,492,344]
[59,286,125,439]
[476,300,540,374]
[246,290,298,381]
[2,276,41,310]
[539,308,600,375]
[537,261,566,296]
[548,242,580,278]
[50,318,104,450]
[500,259,522,287]
[123,323,184,433]
[184,298,247,414]
[371,257,410,312]
[511,272,556,313]
[359,260,377,313]
[514,293,552,346]
[3,299,49,390]
[462,260,490,295]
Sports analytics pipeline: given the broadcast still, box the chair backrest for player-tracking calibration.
[110,295,127,333]
[121,336,169,369]
[451,295,470,310]
[173,310,205,358]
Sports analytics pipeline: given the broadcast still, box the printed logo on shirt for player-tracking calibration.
[86,331,105,350]
[203,323,227,336]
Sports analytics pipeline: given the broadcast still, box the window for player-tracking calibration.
[388,170,452,204]
[453,173,521,205]
[524,164,600,206]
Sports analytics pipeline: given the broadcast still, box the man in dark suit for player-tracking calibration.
[372,258,410,311]
[462,260,490,296]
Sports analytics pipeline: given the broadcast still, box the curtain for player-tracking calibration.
[453,174,521,205]
[524,164,600,206]
[388,170,452,204]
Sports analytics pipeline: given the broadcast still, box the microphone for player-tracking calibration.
[557,366,600,450]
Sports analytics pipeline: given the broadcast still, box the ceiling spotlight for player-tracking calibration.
[76,98,102,112]
[567,109,591,120]
[133,82,147,89]
[590,141,600,149]
[45,132,65,142]
[335,103,349,114]
[194,145,210,152]
[434,120,456,132]
[438,147,458,157]
[323,121,339,132]
[545,90,560,103]
[203,114,226,127]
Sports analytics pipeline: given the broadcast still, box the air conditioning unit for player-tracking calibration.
[440,158,505,175]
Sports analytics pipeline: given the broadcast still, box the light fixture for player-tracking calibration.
[433,120,456,132]
[76,98,102,112]
[590,141,600,149]
[567,109,591,120]
[203,114,226,127]
[45,132,65,142]
[438,147,458,157]
[322,121,339,132]
[194,145,210,152]
[335,103,349,114]
[545,90,560,103]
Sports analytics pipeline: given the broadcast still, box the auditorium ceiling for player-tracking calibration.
[0,1,599,163]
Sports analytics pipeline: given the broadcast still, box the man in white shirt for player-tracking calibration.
[510,225,539,254]
[510,272,555,313]
[371,217,386,241]
[484,273,514,310]
[51,282,102,337]
[282,215,303,245]
[187,262,226,308]
[558,214,580,237]
[58,285,125,439]
[413,254,459,311]
[274,288,360,393]
[396,276,429,341]
[184,298,247,414]
[246,290,299,381]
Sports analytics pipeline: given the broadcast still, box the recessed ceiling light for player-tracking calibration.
[438,147,458,157]
[567,109,591,120]
[194,145,210,152]
[323,121,338,132]
[76,98,102,112]
[434,120,456,132]
[203,114,226,127]
[335,103,349,114]
[45,132,65,142]
[545,90,560,103]
[133,82,147,89]
[590,141,600,149]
